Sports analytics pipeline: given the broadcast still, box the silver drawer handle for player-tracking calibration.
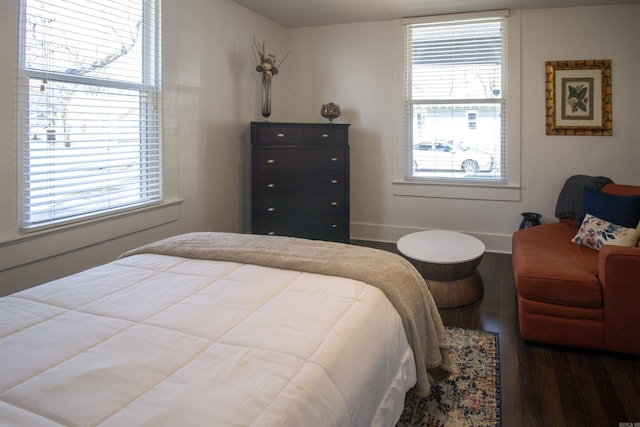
[267,183,275,188]
[322,133,329,138]
[331,224,338,228]
[331,179,338,184]
[330,157,338,162]
[266,159,275,164]
[276,132,285,138]
[331,201,338,206]
[267,207,275,212]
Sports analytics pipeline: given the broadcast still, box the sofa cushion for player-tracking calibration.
[518,297,603,321]
[572,213,640,250]
[583,187,640,228]
[513,222,602,308]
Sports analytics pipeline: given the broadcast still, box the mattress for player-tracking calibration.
[1,249,418,426]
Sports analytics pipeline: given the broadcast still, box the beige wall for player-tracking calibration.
[283,4,640,251]
[0,0,288,295]
[1,1,639,295]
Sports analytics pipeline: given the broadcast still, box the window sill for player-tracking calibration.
[392,179,521,201]
[0,199,182,272]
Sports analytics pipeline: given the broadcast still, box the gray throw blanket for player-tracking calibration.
[555,175,613,224]
[120,232,453,396]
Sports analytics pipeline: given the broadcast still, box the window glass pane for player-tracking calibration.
[411,103,502,179]
[23,0,145,84]
[24,78,160,224]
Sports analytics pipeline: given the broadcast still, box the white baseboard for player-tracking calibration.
[350,222,513,254]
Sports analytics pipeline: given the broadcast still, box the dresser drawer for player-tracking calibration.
[253,215,348,242]
[302,126,346,145]
[255,191,346,219]
[255,125,303,145]
[255,171,346,196]
[255,148,346,173]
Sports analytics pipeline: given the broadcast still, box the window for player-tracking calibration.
[404,14,506,182]
[392,10,520,201]
[18,0,161,230]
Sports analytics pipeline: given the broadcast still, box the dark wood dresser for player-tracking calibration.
[251,122,350,243]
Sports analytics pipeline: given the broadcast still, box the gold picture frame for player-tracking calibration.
[545,59,612,136]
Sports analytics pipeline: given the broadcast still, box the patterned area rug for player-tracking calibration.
[397,327,501,427]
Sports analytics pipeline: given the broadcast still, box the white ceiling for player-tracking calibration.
[231,0,640,28]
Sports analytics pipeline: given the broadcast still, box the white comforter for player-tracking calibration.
[0,253,416,426]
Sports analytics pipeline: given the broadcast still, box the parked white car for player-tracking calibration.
[413,141,494,173]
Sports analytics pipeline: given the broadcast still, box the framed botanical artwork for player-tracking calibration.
[545,59,612,135]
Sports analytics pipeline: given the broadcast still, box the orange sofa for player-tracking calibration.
[512,183,640,354]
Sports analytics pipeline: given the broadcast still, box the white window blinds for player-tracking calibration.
[19,0,161,230]
[404,15,507,181]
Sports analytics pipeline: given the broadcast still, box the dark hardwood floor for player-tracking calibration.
[352,240,640,427]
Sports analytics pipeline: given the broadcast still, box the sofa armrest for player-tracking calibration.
[599,245,640,354]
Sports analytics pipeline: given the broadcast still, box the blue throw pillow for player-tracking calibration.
[582,187,640,228]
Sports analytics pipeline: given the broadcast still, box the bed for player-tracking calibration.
[0,232,451,426]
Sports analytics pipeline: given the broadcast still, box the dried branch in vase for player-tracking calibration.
[252,36,291,80]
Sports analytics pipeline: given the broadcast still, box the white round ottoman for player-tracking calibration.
[397,230,485,308]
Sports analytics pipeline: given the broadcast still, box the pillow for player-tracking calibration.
[582,187,640,228]
[572,214,640,251]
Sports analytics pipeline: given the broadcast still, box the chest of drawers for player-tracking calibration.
[251,122,350,243]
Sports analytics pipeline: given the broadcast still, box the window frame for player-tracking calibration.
[17,0,163,232]
[392,10,521,201]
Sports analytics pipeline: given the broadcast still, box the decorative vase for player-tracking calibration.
[320,103,341,122]
[519,212,542,229]
[261,76,271,118]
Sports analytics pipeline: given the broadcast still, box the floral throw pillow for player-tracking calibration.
[572,213,640,251]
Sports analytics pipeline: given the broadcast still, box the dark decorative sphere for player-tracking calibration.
[321,103,341,121]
